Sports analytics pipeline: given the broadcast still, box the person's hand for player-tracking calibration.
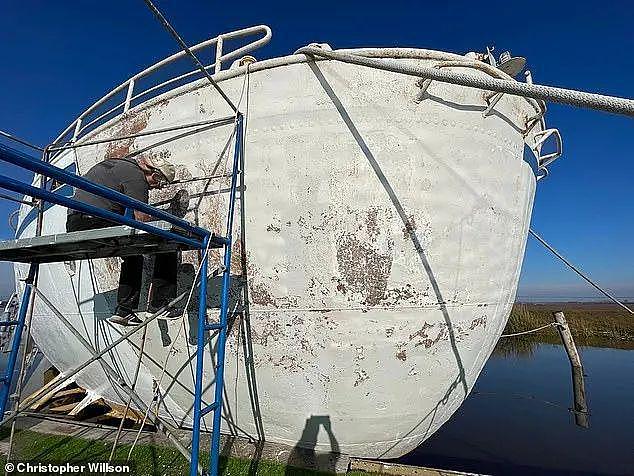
[169,189,190,217]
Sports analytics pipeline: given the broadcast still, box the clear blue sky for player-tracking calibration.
[0,0,632,300]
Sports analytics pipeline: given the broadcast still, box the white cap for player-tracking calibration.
[145,155,176,184]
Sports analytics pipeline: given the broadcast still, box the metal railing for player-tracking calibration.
[52,25,271,146]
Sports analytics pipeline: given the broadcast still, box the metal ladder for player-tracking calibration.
[0,113,243,476]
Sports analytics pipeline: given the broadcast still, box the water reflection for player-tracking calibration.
[397,340,634,475]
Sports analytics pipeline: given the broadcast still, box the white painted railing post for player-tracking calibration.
[214,36,223,74]
[124,79,135,113]
[72,119,83,141]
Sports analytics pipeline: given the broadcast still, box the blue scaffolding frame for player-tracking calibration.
[0,113,243,476]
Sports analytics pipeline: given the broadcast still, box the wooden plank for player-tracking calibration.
[50,387,85,400]
[49,402,81,413]
[102,401,145,423]
[22,375,75,410]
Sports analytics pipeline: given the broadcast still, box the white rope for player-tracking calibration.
[500,321,560,338]
[296,46,634,117]
[529,229,634,315]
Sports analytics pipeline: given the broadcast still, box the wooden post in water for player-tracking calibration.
[553,311,582,367]
[553,311,589,428]
[570,365,590,428]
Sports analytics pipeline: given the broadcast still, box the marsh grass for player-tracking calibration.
[498,302,634,353]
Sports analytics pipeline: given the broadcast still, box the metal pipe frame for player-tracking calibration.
[0,126,243,473]
[0,263,38,418]
[189,114,243,476]
[49,116,235,153]
[0,173,204,250]
[2,289,189,428]
[0,119,243,476]
[0,143,212,242]
[190,234,210,476]
[30,288,200,473]
[30,289,200,474]
[51,25,270,145]
[210,113,242,476]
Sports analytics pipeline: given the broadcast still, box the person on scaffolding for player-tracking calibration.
[66,155,180,326]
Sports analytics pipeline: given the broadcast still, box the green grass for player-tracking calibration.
[500,302,634,352]
[0,429,369,475]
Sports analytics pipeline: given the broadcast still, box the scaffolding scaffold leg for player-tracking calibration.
[0,263,38,418]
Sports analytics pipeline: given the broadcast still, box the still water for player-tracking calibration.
[397,343,634,475]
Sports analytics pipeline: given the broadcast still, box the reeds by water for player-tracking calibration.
[500,302,634,351]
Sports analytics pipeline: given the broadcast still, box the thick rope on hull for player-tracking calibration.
[297,46,634,117]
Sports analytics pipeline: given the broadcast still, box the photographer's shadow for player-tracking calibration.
[285,415,340,474]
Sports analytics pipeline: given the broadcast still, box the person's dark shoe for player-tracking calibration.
[108,311,143,326]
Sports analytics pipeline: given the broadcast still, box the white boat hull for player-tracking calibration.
[14,49,540,458]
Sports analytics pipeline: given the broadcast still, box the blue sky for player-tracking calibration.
[0,0,632,300]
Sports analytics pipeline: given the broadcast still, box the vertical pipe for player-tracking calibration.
[72,118,83,141]
[209,114,243,476]
[215,37,224,74]
[189,235,210,476]
[124,79,136,113]
[6,146,49,459]
[0,264,37,418]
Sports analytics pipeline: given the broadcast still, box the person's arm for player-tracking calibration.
[121,174,151,222]
[133,210,154,222]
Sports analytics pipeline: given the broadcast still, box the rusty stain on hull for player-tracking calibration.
[395,349,407,361]
[336,233,393,306]
[104,110,150,159]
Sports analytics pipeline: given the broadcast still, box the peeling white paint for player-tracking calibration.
[14,48,542,458]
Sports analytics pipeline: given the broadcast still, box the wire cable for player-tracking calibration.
[0,193,35,206]
[108,323,149,462]
[140,0,237,112]
[500,321,560,338]
[529,229,634,314]
[0,130,44,152]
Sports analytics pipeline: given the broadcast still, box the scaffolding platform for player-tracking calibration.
[0,112,244,476]
[0,221,225,263]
